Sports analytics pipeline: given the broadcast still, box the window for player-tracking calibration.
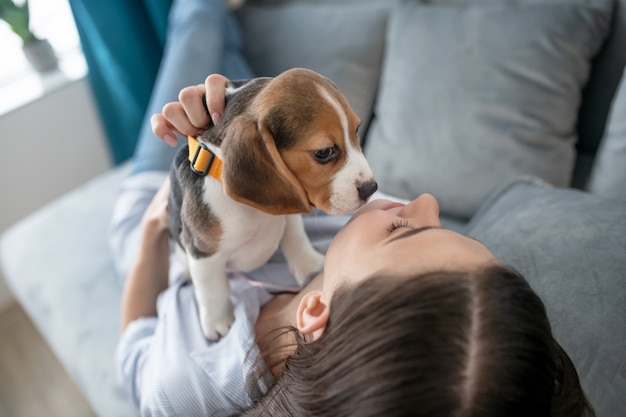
[0,0,86,114]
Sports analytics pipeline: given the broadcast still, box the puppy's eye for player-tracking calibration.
[313,147,337,163]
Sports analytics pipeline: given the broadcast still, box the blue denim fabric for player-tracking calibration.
[131,0,254,175]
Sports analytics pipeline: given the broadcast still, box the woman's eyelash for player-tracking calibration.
[387,219,412,234]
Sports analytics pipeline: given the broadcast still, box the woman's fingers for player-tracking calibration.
[141,177,171,231]
[150,74,230,146]
[151,101,203,147]
[150,113,179,147]
[204,74,229,125]
[163,101,204,136]
[179,84,212,129]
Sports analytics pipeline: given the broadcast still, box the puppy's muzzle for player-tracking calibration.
[358,181,378,201]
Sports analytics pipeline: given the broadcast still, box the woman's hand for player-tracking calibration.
[151,74,230,146]
[139,177,171,239]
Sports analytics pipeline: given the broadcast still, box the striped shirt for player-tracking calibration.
[117,274,275,416]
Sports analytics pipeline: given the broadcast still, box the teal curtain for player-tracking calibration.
[68,0,173,164]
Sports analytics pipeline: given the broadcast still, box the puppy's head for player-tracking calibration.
[221,68,377,215]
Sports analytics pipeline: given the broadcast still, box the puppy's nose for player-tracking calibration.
[358,181,378,201]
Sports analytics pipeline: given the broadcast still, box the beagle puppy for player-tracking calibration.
[169,68,378,340]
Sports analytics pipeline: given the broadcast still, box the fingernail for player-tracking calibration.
[163,134,177,147]
[211,112,222,125]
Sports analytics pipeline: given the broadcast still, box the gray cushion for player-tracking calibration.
[365,1,613,219]
[237,2,389,130]
[465,179,626,417]
[0,164,136,417]
[588,68,626,202]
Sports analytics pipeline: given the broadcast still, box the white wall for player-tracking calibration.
[0,78,112,310]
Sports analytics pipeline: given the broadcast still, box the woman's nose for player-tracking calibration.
[397,193,441,226]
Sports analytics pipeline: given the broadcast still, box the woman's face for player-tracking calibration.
[323,194,498,296]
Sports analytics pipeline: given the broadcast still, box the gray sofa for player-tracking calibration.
[2,0,626,416]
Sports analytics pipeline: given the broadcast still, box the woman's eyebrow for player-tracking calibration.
[389,226,440,243]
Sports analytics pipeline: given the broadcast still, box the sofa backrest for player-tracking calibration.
[239,0,626,205]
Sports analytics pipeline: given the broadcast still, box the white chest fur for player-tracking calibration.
[203,177,286,272]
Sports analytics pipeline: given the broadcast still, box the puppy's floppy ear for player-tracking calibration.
[221,116,311,214]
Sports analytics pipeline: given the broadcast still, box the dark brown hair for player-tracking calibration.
[239,265,594,417]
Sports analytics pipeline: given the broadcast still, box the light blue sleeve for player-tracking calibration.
[116,279,273,417]
[116,317,159,408]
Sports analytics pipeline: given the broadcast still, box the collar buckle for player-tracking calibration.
[190,141,215,177]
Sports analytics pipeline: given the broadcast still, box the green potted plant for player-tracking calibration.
[0,0,58,72]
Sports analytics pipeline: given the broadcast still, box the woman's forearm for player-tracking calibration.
[120,179,172,331]
[120,220,170,330]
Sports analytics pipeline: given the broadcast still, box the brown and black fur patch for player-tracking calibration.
[169,149,222,259]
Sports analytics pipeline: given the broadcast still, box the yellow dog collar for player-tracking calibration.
[188,136,223,181]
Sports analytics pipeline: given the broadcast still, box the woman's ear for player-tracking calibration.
[297,290,329,339]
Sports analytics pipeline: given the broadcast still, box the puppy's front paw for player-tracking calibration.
[290,250,325,286]
[199,303,235,341]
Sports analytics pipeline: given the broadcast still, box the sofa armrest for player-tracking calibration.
[0,164,137,417]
